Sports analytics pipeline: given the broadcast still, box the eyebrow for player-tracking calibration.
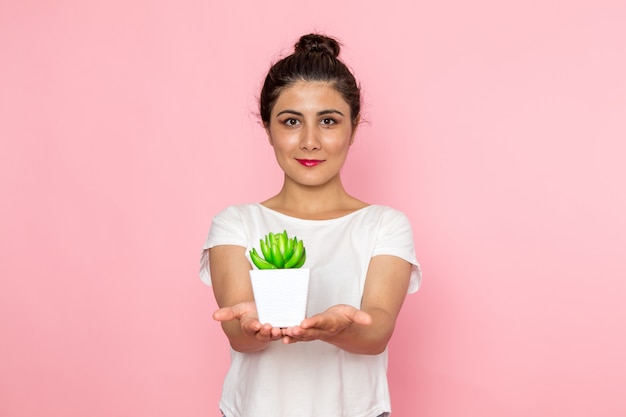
[276,109,345,117]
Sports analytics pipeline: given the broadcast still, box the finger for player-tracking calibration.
[240,317,263,334]
[335,306,372,326]
[282,335,301,345]
[254,324,285,342]
[254,325,272,339]
[299,315,324,330]
[287,326,323,342]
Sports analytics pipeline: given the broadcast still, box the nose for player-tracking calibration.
[299,124,321,151]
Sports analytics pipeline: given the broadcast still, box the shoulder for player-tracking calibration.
[360,206,414,241]
[208,204,263,238]
[363,205,410,223]
[213,203,263,222]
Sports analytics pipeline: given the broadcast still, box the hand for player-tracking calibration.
[213,301,284,343]
[281,304,372,344]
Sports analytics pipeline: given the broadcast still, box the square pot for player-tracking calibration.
[249,268,310,328]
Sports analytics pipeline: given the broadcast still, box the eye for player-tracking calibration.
[320,117,336,126]
[283,118,300,127]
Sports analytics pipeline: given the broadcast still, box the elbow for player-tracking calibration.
[365,338,391,355]
[363,345,388,355]
[349,332,393,355]
[347,341,389,355]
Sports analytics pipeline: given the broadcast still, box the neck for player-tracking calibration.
[263,175,367,220]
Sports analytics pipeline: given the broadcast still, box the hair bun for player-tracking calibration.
[294,34,340,58]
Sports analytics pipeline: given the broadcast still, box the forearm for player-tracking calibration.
[322,308,396,355]
[221,320,272,353]
[322,255,411,354]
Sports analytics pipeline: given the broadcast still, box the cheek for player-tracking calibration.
[329,135,353,153]
[272,141,296,163]
[277,136,305,155]
[272,138,294,153]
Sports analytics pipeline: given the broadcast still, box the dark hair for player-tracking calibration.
[259,34,361,127]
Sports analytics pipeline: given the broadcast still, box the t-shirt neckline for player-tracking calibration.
[256,203,374,223]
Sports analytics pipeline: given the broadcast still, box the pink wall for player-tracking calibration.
[2,1,625,416]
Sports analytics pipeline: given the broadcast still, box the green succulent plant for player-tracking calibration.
[249,231,306,269]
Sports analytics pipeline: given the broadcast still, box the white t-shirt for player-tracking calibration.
[200,203,421,417]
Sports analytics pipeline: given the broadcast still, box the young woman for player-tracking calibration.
[200,33,422,417]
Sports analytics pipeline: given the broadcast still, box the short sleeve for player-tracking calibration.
[372,209,422,293]
[199,206,249,286]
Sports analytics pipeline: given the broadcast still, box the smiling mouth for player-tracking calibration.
[296,159,324,167]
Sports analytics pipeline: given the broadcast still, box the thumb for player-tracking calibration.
[212,307,235,322]
[353,310,373,326]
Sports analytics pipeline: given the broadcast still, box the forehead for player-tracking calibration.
[272,81,350,114]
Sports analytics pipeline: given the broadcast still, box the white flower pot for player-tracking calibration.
[249,268,310,328]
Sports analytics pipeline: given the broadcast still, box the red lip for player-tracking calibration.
[296,159,324,167]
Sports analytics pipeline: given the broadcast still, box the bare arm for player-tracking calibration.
[209,245,283,352]
[282,254,412,354]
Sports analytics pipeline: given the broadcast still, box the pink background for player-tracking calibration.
[2,1,625,416]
